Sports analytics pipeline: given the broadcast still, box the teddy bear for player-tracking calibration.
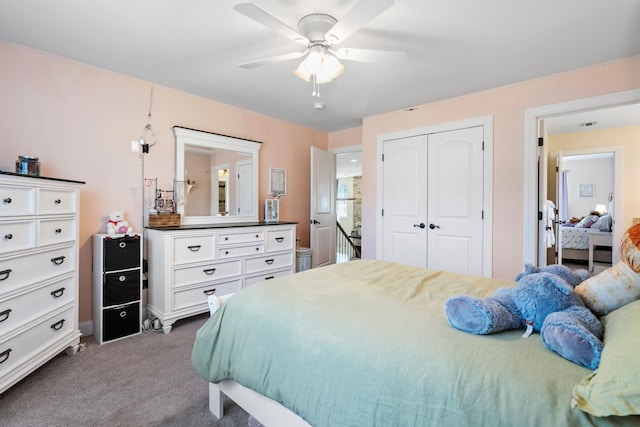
[106,210,133,235]
[444,223,640,370]
[445,263,604,369]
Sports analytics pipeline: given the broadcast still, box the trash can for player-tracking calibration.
[296,247,312,272]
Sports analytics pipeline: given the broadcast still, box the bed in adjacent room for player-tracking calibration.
[191,260,639,427]
[560,213,613,266]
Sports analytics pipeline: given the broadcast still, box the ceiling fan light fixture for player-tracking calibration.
[294,47,344,96]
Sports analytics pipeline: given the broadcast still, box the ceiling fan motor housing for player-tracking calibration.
[297,14,338,44]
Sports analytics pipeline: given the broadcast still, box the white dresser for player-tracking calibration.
[146,222,296,333]
[0,172,83,394]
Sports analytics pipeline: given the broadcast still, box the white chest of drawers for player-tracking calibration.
[0,172,84,394]
[146,223,296,333]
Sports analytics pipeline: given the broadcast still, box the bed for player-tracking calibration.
[561,218,612,265]
[191,260,640,427]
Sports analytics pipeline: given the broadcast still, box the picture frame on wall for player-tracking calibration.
[579,184,594,198]
[269,167,287,196]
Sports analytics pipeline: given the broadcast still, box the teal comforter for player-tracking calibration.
[192,260,631,427]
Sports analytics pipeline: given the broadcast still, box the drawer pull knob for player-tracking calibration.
[119,275,126,282]
[225,250,229,255]
[188,245,201,252]
[51,256,66,265]
[119,311,127,318]
[54,199,62,204]
[51,287,65,298]
[275,237,284,243]
[225,237,229,241]
[3,197,11,204]
[4,233,12,240]
[55,228,62,234]
[51,319,65,331]
[255,247,259,251]
[0,348,11,364]
[255,234,259,238]
[203,288,216,296]
[265,276,275,280]
[265,259,275,265]
[0,309,12,323]
[0,269,12,281]
[203,268,216,275]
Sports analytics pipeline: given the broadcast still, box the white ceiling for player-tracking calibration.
[0,0,639,132]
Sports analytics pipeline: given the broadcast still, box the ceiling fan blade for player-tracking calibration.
[238,50,308,69]
[234,3,309,46]
[334,47,406,64]
[324,0,394,44]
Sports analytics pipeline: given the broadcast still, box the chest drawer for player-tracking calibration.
[0,245,75,298]
[217,231,264,245]
[265,228,294,252]
[172,279,241,311]
[173,259,241,288]
[218,244,264,259]
[39,219,76,247]
[0,221,36,255]
[0,306,74,378]
[0,275,74,334]
[244,252,294,274]
[173,235,215,265]
[38,189,76,215]
[0,186,36,217]
[244,268,292,287]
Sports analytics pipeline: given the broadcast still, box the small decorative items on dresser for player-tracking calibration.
[15,155,40,176]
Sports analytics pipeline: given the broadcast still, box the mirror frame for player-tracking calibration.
[174,126,261,225]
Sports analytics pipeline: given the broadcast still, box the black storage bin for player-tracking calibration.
[103,269,141,307]
[103,302,140,342]
[104,236,140,271]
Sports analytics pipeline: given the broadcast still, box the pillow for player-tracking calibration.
[572,299,640,416]
[590,214,611,232]
[576,215,598,228]
[576,262,640,315]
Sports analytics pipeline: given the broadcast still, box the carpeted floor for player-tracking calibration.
[0,313,256,426]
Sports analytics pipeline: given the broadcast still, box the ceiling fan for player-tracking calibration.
[233,0,405,96]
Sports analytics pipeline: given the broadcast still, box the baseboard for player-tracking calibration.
[79,320,93,337]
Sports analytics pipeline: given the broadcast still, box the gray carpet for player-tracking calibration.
[0,314,256,426]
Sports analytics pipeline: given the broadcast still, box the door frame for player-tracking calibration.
[523,89,640,266]
[375,115,494,277]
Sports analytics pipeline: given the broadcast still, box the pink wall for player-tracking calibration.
[360,56,640,280]
[0,42,327,323]
[328,126,362,149]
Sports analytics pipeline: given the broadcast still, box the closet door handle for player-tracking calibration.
[429,223,440,229]
[3,197,11,204]
[413,223,426,229]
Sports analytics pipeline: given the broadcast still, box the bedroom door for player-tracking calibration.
[310,146,336,268]
[381,126,485,275]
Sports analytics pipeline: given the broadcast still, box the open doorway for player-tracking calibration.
[335,146,362,263]
[524,90,640,269]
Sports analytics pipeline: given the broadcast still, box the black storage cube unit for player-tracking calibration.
[103,303,140,342]
[104,236,141,271]
[93,234,142,344]
[103,270,141,307]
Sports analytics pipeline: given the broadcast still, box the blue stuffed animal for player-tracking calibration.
[444,264,604,369]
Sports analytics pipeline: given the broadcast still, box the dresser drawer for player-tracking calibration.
[265,228,294,252]
[218,244,264,259]
[0,221,36,255]
[0,245,75,298]
[0,186,36,217]
[173,235,215,265]
[173,260,241,289]
[217,231,264,245]
[0,305,74,378]
[39,218,76,247]
[172,279,241,311]
[0,276,74,334]
[244,268,292,287]
[38,189,76,215]
[244,252,294,275]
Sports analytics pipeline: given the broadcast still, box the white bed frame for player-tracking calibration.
[209,380,311,426]
[206,295,311,426]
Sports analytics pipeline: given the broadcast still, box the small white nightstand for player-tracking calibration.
[588,232,613,273]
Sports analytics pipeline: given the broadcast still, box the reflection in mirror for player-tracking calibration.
[174,127,261,224]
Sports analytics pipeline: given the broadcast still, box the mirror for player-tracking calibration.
[174,126,261,224]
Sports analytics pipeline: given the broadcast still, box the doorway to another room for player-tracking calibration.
[335,148,362,263]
